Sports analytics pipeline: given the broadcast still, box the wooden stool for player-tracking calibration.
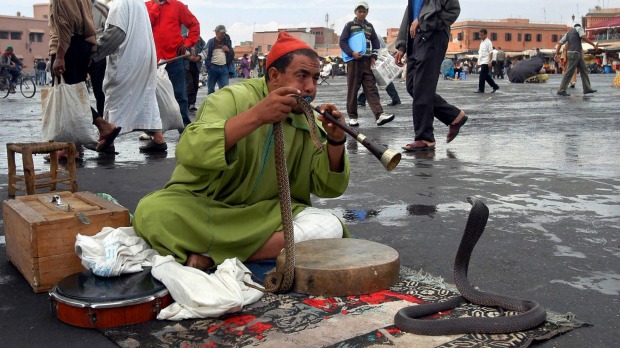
[7,141,78,197]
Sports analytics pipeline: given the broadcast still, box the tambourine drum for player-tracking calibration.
[277,238,400,297]
[49,268,172,328]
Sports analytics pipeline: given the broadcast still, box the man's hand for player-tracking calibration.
[370,57,376,68]
[488,62,492,69]
[409,19,419,38]
[176,44,188,57]
[352,52,362,60]
[316,104,345,142]
[221,45,230,52]
[253,87,301,125]
[53,57,65,76]
[395,51,405,67]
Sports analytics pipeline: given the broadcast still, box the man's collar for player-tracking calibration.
[353,17,366,26]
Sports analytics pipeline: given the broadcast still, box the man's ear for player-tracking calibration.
[267,67,280,83]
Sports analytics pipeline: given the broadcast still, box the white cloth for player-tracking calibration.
[151,255,264,320]
[293,206,343,243]
[478,38,493,65]
[321,63,332,78]
[75,226,159,277]
[102,0,161,133]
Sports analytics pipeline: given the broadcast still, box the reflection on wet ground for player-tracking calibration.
[342,204,438,222]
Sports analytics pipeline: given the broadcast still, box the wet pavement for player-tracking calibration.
[1,74,619,347]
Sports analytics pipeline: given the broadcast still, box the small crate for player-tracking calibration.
[2,191,131,292]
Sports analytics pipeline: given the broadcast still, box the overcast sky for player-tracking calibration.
[3,0,610,46]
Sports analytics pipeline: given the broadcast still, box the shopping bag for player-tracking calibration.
[156,65,184,132]
[41,77,97,144]
[372,54,403,86]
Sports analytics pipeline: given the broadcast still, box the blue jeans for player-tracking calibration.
[207,64,229,95]
[37,70,46,85]
[165,60,191,126]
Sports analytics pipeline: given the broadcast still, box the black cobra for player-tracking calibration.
[394,197,547,335]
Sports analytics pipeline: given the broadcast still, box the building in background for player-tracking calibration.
[584,7,620,43]
[0,4,50,73]
[447,18,569,58]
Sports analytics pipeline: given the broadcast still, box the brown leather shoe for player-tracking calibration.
[446,115,468,143]
[402,140,435,152]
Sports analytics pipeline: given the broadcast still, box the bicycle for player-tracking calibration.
[0,67,37,99]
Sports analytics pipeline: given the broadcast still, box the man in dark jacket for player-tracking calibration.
[0,46,22,93]
[395,0,467,152]
[205,25,233,95]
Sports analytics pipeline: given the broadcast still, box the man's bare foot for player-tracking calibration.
[451,111,466,125]
[185,253,214,271]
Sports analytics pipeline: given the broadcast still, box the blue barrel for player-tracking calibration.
[604,65,612,74]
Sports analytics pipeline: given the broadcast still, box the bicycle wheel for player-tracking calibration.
[20,77,36,98]
[0,77,10,99]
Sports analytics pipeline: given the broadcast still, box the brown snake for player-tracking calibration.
[253,95,325,293]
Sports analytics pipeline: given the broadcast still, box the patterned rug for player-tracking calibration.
[101,268,588,348]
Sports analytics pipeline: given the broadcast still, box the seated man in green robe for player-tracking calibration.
[134,31,350,271]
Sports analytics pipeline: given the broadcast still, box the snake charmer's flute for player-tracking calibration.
[309,102,401,171]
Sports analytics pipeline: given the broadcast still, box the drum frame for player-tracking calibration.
[49,287,172,328]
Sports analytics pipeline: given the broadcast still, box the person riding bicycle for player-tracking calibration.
[0,46,23,93]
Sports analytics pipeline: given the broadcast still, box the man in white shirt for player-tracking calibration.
[474,29,500,93]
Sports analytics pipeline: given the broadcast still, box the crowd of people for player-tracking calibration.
[9,0,601,272]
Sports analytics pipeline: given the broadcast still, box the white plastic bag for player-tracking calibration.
[156,65,184,132]
[372,54,403,86]
[41,77,97,144]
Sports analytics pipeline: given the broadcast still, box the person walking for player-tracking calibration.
[394,0,467,152]
[36,59,47,85]
[91,0,167,153]
[89,0,109,125]
[339,1,394,127]
[496,47,506,79]
[48,0,119,153]
[205,25,233,95]
[146,0,200,131]
[250,47,260,77]
[555,23,598,97]
[357,81,401,107]
[240,53,251,79]
[184,33,205,112]
[474,29,500,93]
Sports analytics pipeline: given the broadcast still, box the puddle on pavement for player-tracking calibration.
[551,270,620,296]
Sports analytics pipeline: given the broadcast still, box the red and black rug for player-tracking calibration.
[100,268,588,347]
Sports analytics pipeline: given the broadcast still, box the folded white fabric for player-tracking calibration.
[75,226,159,277]
[151,255,264,320]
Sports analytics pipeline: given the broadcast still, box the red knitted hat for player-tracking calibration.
[265,31,313,69]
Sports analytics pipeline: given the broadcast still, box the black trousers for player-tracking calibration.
[357,82,400,105]
[185,61,200,106]
[88,58,106,118]
[478,64,499,92]
[51,35,99,123]
[406,30,460,143]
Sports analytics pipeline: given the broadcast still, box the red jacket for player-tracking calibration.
[145,0,200,60]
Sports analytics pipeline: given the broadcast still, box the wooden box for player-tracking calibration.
[2,191,131,292]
